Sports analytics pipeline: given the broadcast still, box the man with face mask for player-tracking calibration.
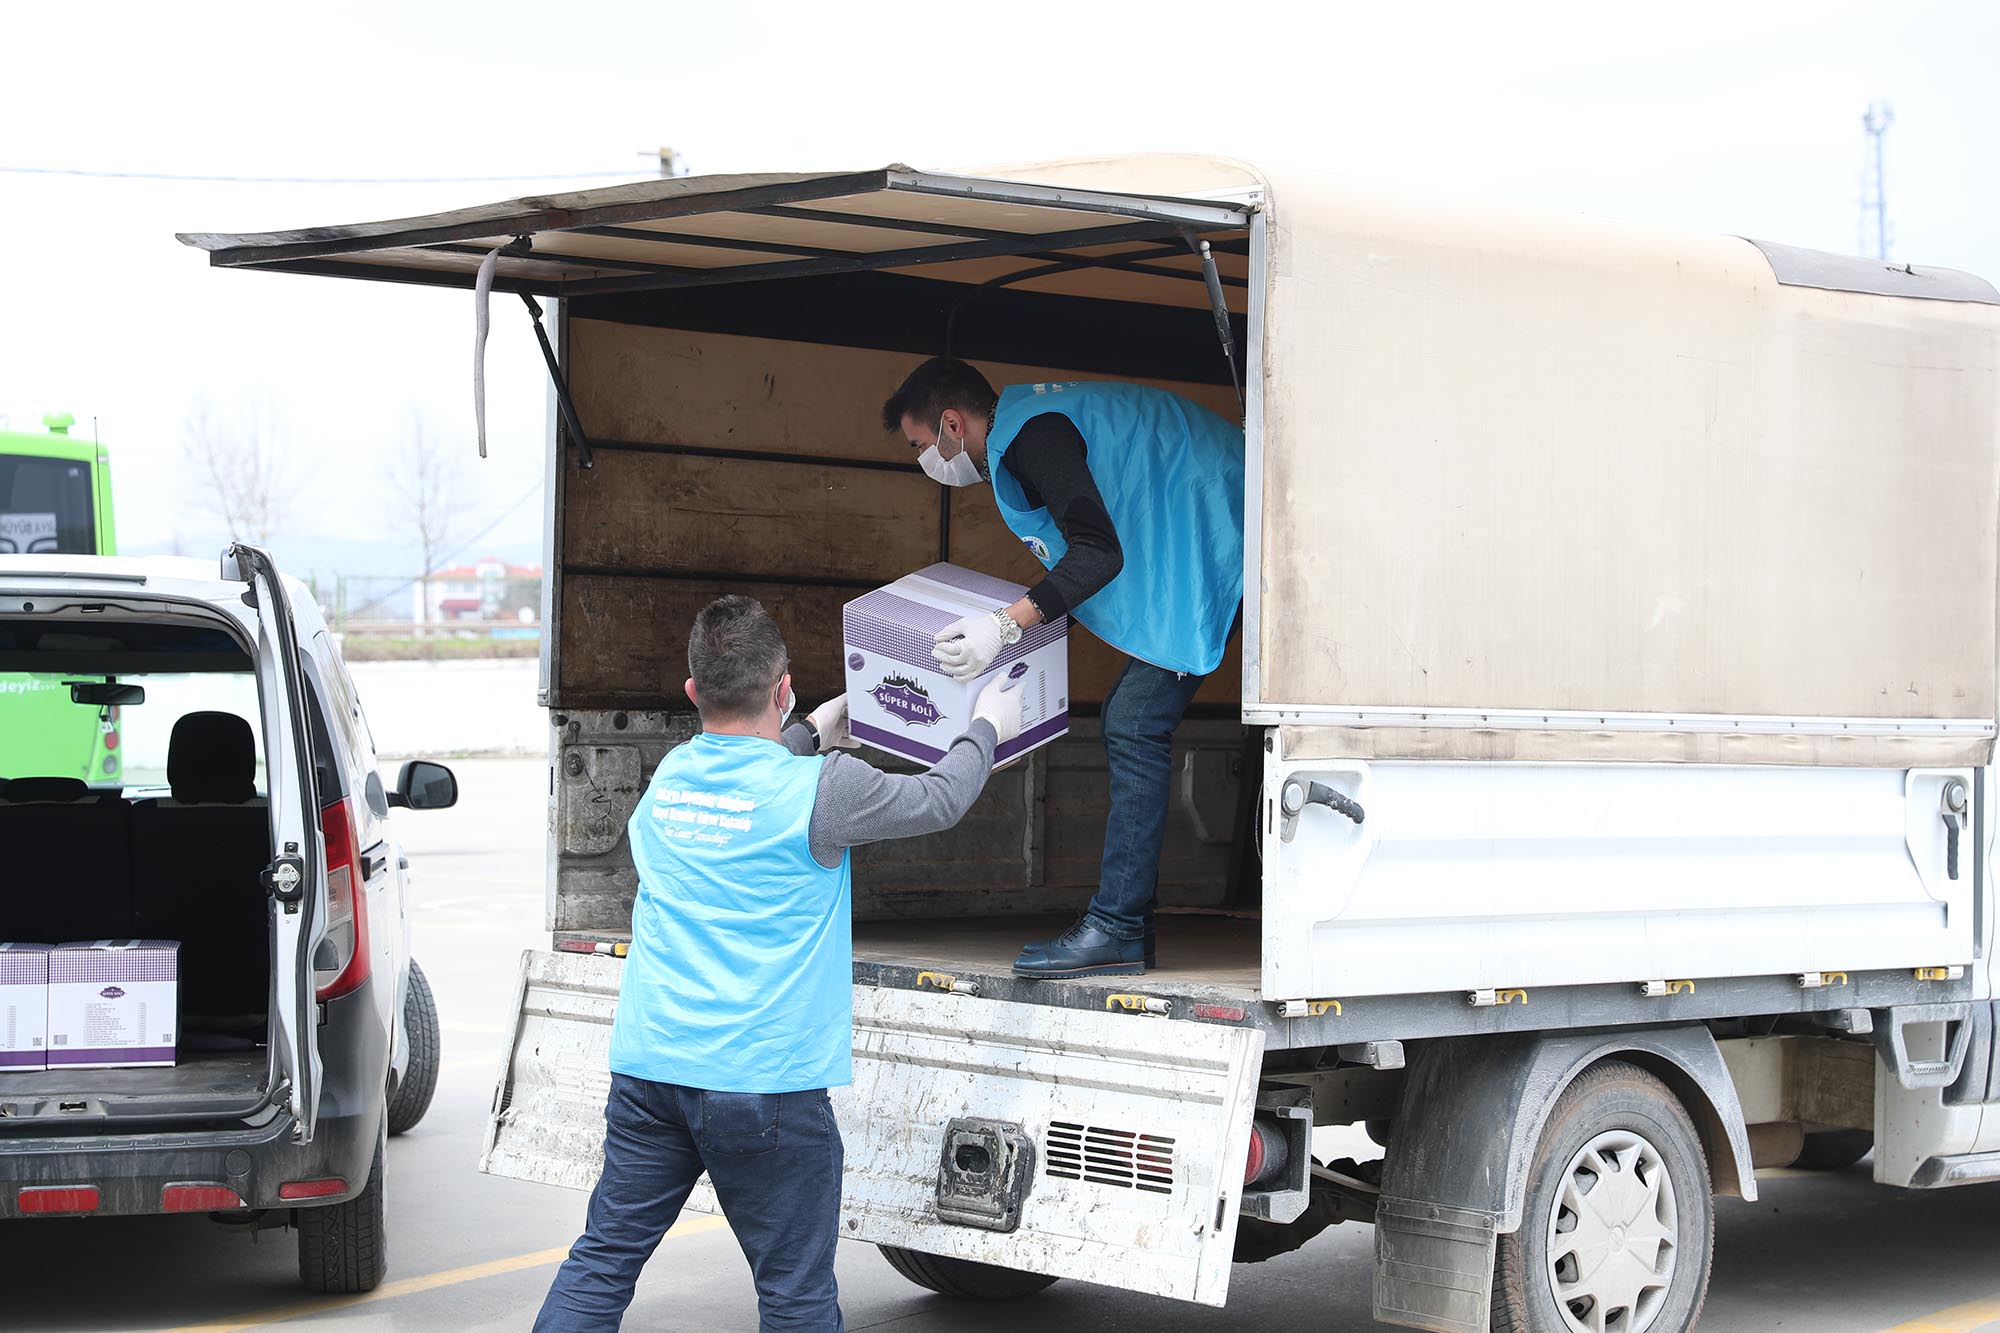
[882,357,1245,980]
[535,594,1023,1332]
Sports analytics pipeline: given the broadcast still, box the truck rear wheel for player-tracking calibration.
[877,1245,1059,1300]
[386,959,441,1135]
[296,1140,387,1293]
[1492,1061,1712,1333]
[1793,1129,1872,1171]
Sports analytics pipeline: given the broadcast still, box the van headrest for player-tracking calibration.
[4,776,89,802]
[168,711,258,804]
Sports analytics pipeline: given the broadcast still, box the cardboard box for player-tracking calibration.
[47,940,178,1069]
[0,943,51,1072]
[843,563,1069,766]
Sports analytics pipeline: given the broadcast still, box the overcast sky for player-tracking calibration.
[3,0,1994,579]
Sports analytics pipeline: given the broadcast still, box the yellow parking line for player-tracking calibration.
[1879,1295,2000,1333]
[165,1215,730,1331]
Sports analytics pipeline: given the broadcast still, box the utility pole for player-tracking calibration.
[1861,101,1893,261]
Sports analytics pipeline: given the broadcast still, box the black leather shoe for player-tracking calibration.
[1013,919,1145,979]
[1144,921,1156,970]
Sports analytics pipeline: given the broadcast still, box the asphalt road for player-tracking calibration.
[4,757,1999,1332]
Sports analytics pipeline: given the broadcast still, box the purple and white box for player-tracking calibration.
[843,563,1069,766]
[0,943,52,1072]
[47,940,179,1069]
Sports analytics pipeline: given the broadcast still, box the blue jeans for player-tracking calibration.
[535,1074,844,1332]
[1085,658,1208,940]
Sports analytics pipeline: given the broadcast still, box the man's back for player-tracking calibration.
[609,732,852,1094]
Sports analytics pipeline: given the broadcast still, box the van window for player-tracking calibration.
[0,456,96,554]
[105,672,266,793]
[314,634,377,768]
[0,669,264,793]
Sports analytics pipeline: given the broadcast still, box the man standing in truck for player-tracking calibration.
[534,595,1023,1332]
[882,358,1245,980]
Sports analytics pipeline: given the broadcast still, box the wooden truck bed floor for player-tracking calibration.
[853,911,1263,996]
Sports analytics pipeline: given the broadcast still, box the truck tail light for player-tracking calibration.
[162,1184,244,1212]
[18,1186,99,1214]
[1244,1119,1289,1187]
[314,797,371,1001]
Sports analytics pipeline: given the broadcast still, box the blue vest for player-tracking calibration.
[608,733,853,1093]
[988,382,1245,675]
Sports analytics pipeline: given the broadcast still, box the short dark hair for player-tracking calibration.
[687,595,788,720]
[880,357,998,433]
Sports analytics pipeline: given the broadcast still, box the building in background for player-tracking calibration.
[414,557,542,625]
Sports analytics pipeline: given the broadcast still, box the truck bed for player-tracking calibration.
[854,911,1261,991]
[852,910,1274,1041]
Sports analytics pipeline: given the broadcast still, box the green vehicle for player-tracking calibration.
[1,412,121,784]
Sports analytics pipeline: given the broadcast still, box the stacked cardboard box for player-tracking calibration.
[46,940,180,1070]
[0,943,51,1072]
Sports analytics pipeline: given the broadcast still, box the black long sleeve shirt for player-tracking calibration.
[996,413,1124,621]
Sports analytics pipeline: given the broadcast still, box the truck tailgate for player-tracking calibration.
[484,950,1267,1306]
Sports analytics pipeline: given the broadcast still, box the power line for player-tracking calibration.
[0,164,643,185]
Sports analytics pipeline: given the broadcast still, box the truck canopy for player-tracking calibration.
[181,154,2000,767]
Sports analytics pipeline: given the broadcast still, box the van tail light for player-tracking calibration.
[278,1177,348,1200]
[163,1184,244,1212]
[19,1186,99,1214]
[314,797,371,1002]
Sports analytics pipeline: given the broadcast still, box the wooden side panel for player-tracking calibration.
[569,319,1239,461]
[564,448,937,584]
[561,574,851,709]
[557,319,1244,709]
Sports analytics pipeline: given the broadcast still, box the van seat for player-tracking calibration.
[3,776,91,803]
[130,712,271,1024]
[0,778,135,942]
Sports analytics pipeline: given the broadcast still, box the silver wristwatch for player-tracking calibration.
[989,607,1024,647]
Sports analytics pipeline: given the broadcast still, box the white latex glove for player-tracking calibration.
[933,608,1017,682]
[972,674,1025,745]
[807,695,858,752]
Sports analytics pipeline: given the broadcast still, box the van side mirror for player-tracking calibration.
[390,760,458,811]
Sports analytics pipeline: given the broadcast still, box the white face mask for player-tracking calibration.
[920,416,984,488]
[776,684,795,726]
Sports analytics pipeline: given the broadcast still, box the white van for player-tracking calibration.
[0,548,455,1293]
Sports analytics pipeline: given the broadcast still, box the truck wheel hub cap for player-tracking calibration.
[1545,1129,1678,1333]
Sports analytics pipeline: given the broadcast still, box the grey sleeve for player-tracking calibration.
[781,721,818,758]
[807,722,998,868]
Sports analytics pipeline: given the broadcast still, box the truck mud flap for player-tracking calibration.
[483,953,1265,1306]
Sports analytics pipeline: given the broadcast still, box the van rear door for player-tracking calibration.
[232,544,325,1142]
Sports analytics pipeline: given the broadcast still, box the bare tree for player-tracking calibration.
[389,412,474,633]
[180,396,298,549]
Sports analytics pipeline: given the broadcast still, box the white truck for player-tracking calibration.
[182,155,2000,1332]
